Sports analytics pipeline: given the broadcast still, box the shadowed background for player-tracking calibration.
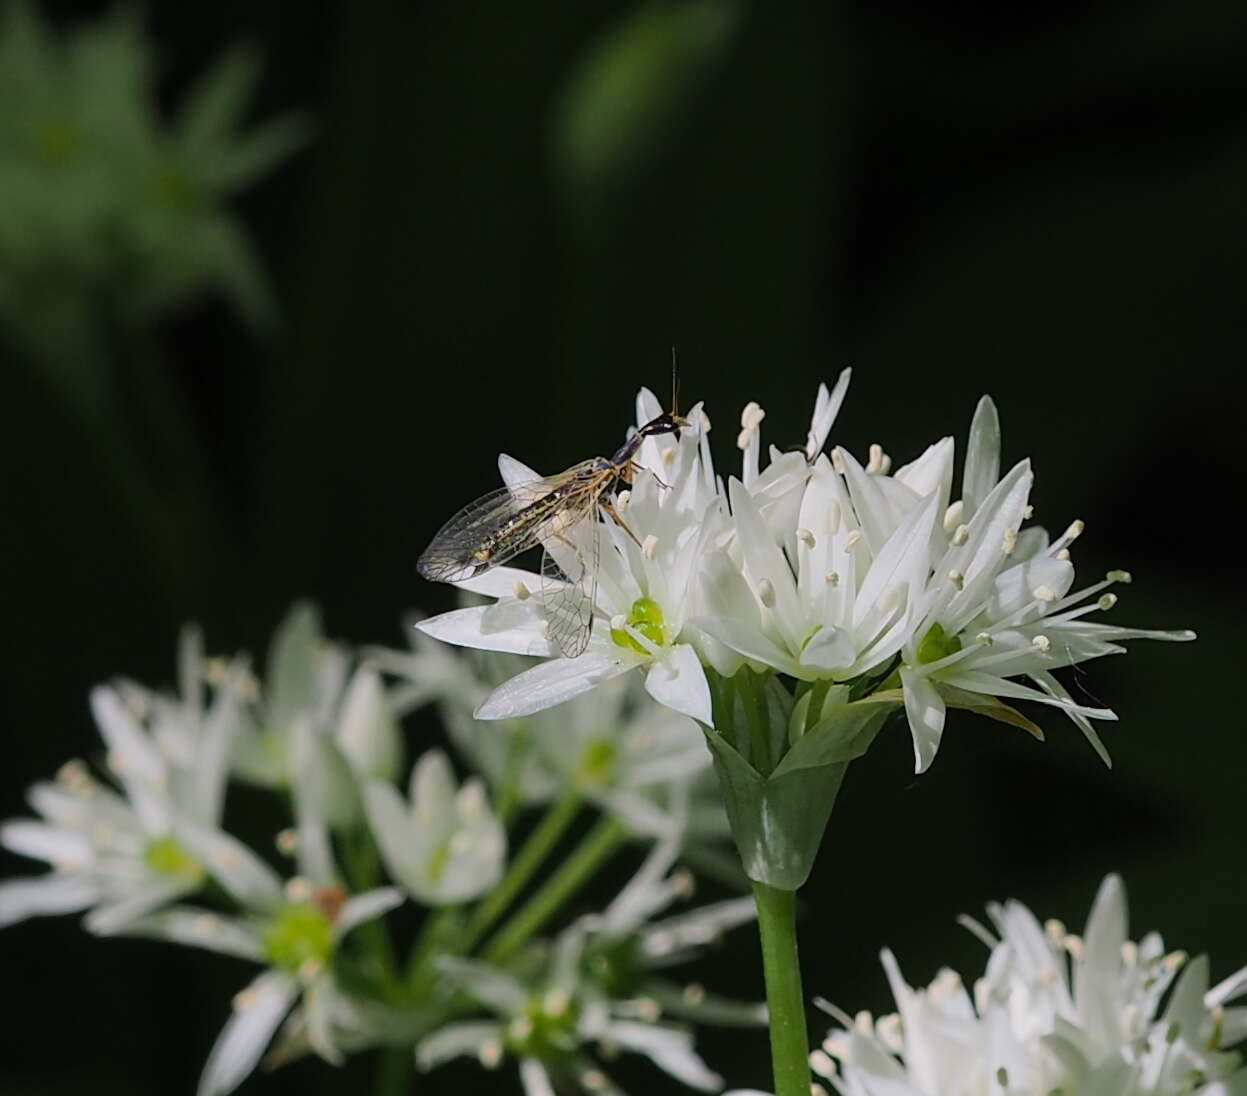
[1,0,1244,1092]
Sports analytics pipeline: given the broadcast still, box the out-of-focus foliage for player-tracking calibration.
[552,0,740,210]
[0,0,307,374]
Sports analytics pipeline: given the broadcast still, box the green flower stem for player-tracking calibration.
[482,815,627,965]
[340,826,402,995]
[461,789,583,953]
[372,1045,413,1096]
[405,906,462,995]
[752,882,810,1096]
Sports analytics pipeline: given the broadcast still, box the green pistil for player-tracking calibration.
[610,596,667,653]
[262,903,335,974]
[916,622,961,665]
[143,836,205,886]
[584,934,643,997]
[505,991,580,1061]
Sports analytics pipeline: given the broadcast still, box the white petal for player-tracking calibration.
[362,781,421,894]
[893,436,954,504]
[499,452,542,486]
[436,956,528,1013]
[805,369,851,458]
[303,974,342,1064]
[177,823,284,912]
[336,667,401,781]
[799,625,855,675]
[644,645,712,725]
[475,650,633,720]
[0,874,99,928]
[603,1020,722,1091]
[901,667,947,773]
[90,686,168,832]
[197,971,299,1096]
[124,908,265,961]
[520,1058,558,1096]
[335,887,405,939]
[85,877,190,935]
[411,750,457,825]
[453,565,546,600]
[962,395,1001,517]
[417,606,556,658]
[416,1021,504,1070]
[942,670,1115,720]
[0,820,92,866]
[1208,964,1247,1008]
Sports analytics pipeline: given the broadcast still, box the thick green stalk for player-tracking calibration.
[752,882,810,1096]
[460,789,582,952]
[482,816,627,965]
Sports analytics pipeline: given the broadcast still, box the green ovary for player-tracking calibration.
[262,904,334,973]
[916,622,962,665]
[610,596,667,653]
[506,991,580,1061]
[143,836,205,886]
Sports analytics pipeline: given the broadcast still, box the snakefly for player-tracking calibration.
[417,405,687,658]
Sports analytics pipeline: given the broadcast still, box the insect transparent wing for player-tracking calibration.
[540,517,599,659]
[416,471,585,583]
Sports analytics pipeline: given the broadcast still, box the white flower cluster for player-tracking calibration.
[814,874,1247,1096]
[1,607,754,1095]
[419,373,1193,772]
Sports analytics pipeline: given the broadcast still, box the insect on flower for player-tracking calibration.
[417,404,687,659]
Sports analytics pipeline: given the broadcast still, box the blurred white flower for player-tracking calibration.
[0,675,242,934]
[363,750,506,906]
[231,603,403,827]
[125,814,403,1096]
[418,828,761,1096]
[816,874,1247,1096]
[370,628,715,837]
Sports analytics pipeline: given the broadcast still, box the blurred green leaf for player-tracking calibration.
[553,0,740,198]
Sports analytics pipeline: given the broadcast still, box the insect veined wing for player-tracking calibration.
[539,509,600,659]
[416,465,598,583]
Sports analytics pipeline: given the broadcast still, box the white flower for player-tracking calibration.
[363,750,506,905]
[372,625,716,835]
[125,815,403,1096]
[0,673,242,934]
[231,603,404,826]
[415,379,1194,777]
[418,827,761,1096]
[416,377,851,729]
[816,874,1247,1096]
[852,396,1194,772]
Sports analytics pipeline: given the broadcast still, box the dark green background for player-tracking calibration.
[2,1,1243,1092]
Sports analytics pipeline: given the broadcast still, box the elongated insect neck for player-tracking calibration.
[610,434,643,465]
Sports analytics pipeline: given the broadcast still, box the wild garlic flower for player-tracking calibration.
[0,675,242,934]
[417,375,1192,775]
[363,749,506,905]
[418,830,761,1096]
[126,816,403,1096]
[371,628,714,836]
[231,603,403,826]
[815,875,1247,1096]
